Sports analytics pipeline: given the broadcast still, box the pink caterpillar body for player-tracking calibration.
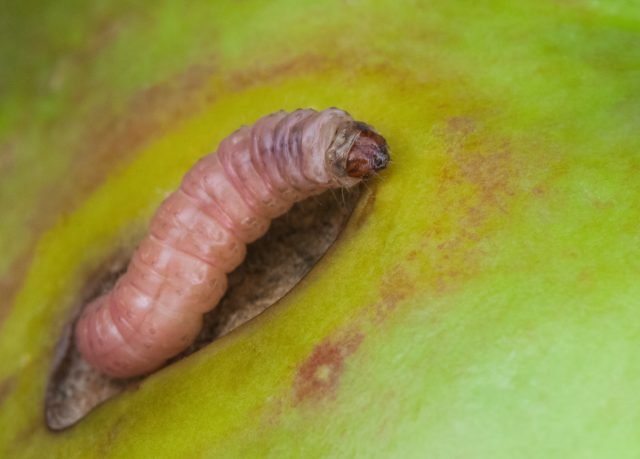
[75,108,389,378]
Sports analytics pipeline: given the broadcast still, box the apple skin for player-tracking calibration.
[1,0,639,457]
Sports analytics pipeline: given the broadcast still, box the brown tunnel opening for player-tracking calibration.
[45,186,364,431]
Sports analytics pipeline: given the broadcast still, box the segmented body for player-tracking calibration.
[75,108,389,378]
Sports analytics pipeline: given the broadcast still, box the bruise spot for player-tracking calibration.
[294,331,364,404]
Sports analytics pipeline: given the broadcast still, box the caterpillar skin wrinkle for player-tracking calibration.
[75,108,390,378]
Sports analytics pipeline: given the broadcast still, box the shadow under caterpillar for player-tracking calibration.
[75,108,390,378]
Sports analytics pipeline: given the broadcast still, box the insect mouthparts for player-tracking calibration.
[371,144,391,171]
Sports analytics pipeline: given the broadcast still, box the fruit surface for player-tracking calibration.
[0,0,639,457]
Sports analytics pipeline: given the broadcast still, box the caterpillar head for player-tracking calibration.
[345,122,390,179]
[326,119,390,186]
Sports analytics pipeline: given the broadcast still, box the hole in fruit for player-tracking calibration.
[45,186,364,431]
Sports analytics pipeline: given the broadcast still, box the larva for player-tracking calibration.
[75,108,390,378]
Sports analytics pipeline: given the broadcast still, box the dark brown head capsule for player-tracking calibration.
[346,122,390,179]
[326,119,390,184]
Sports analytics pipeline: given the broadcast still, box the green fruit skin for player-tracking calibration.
[1,0,639,457]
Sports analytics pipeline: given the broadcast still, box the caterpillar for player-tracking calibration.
[74,108,390,378]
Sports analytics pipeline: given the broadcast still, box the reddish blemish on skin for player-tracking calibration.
[366,116,522,326]
[294,332,364,403]
[406,250,418,261]
[447,116,476,135]
[532,185,546,196]
[577,270,594,285]
[402,117,522,295]
[591,199,613,209]
[373,265,416,323]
